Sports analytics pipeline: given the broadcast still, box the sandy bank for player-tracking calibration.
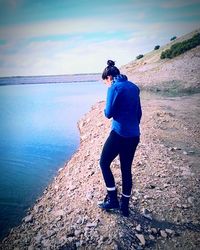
[121,43,200,95]
[0,91,200,250]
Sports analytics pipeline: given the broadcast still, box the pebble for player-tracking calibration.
[136,224,141,232]
[74,230,81,237]
[35,234,42,244]
[151,228,157,234]
[149,234,155,240]
[54,209,65,217]
[86,222,98,228]
[142,208,152,220]
[187,196,194,204]
[165,229,175,235]
[135,234,146,246]
[24,215,33,223]
[160,230,168,238]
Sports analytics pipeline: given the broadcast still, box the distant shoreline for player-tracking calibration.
[0,73,101,86]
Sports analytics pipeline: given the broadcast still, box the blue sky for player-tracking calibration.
[0,0,200,76]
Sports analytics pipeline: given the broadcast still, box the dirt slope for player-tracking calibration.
[1,29,200,250]
[121,28,200,94]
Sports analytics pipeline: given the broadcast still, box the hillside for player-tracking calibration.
[0,29,200,250]
[121,28,200,94]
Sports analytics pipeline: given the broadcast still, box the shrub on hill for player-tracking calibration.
[136,54,144,59]
[170,36,177,41]
[154,45,160,50]
[161,33,200,59]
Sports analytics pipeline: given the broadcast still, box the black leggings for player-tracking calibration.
[100,130,139,196]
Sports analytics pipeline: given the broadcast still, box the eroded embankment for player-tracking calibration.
[1,93,200,250]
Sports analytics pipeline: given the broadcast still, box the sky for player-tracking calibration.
[0,0,200,76]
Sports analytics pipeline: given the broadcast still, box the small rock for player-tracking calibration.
[86,222,97,228]
[136,224,141,232]
[68,237,74,243]
[142,208,152,220]
[47,230,56,237]
[14,239,20,245]
[144,195,152,199]
[86,192,93,200]
[174,147,181,150]
[24,215,33,223]
[160,230,167,238]
[165,229,175,235]
[54,209,65,217]
[35,234,42,244]
[151,228,157,234]
[46,207,52,212]
[74,230,81,237]
[132,196,138,201]
[76,218,83,224]
[149,184,156,189]
[149,234,155,240]
[135,234,146,246]
[41,239,51,247]
[187,196,194,204]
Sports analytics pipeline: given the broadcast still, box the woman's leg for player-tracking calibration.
[119,136,139,216]
[99,130,121,210]
[119,136,139,195]
[100,130,121,189]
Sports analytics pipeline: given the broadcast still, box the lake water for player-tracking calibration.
[0,82,106,240]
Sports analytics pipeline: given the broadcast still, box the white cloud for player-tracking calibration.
[0,35,146,76]
[0,19,199,76]
[0,16,136,41]
[161,0,200,8]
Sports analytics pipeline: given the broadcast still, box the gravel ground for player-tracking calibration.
[1,91,199,250]
[1,29,200,250]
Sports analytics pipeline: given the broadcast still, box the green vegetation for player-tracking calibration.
[170,36,177,41]
[136,54,144,60]
[161,33,200,59]
[154,45,160,50]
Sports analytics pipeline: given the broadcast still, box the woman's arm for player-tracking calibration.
[104,86,118,119]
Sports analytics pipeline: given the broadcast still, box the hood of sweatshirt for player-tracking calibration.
[113,74,128,82]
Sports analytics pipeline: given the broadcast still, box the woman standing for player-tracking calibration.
[99,60,142,217]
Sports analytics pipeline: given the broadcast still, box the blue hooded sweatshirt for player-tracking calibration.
[104,74,142,137]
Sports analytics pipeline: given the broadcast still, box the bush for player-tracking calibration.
[170,36,177,41]
[136,54,144,60]
[154,45,160,50]
[161,33,200,59]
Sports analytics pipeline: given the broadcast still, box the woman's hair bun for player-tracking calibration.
[107,60,115,67]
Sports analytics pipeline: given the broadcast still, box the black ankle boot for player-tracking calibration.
[98,190,119,210]
[120,195,130,217]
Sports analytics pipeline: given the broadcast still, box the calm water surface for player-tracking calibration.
[0,82,106,239]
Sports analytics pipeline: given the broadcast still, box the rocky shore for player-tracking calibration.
[1,91,200,249]
[1,31,200,250]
